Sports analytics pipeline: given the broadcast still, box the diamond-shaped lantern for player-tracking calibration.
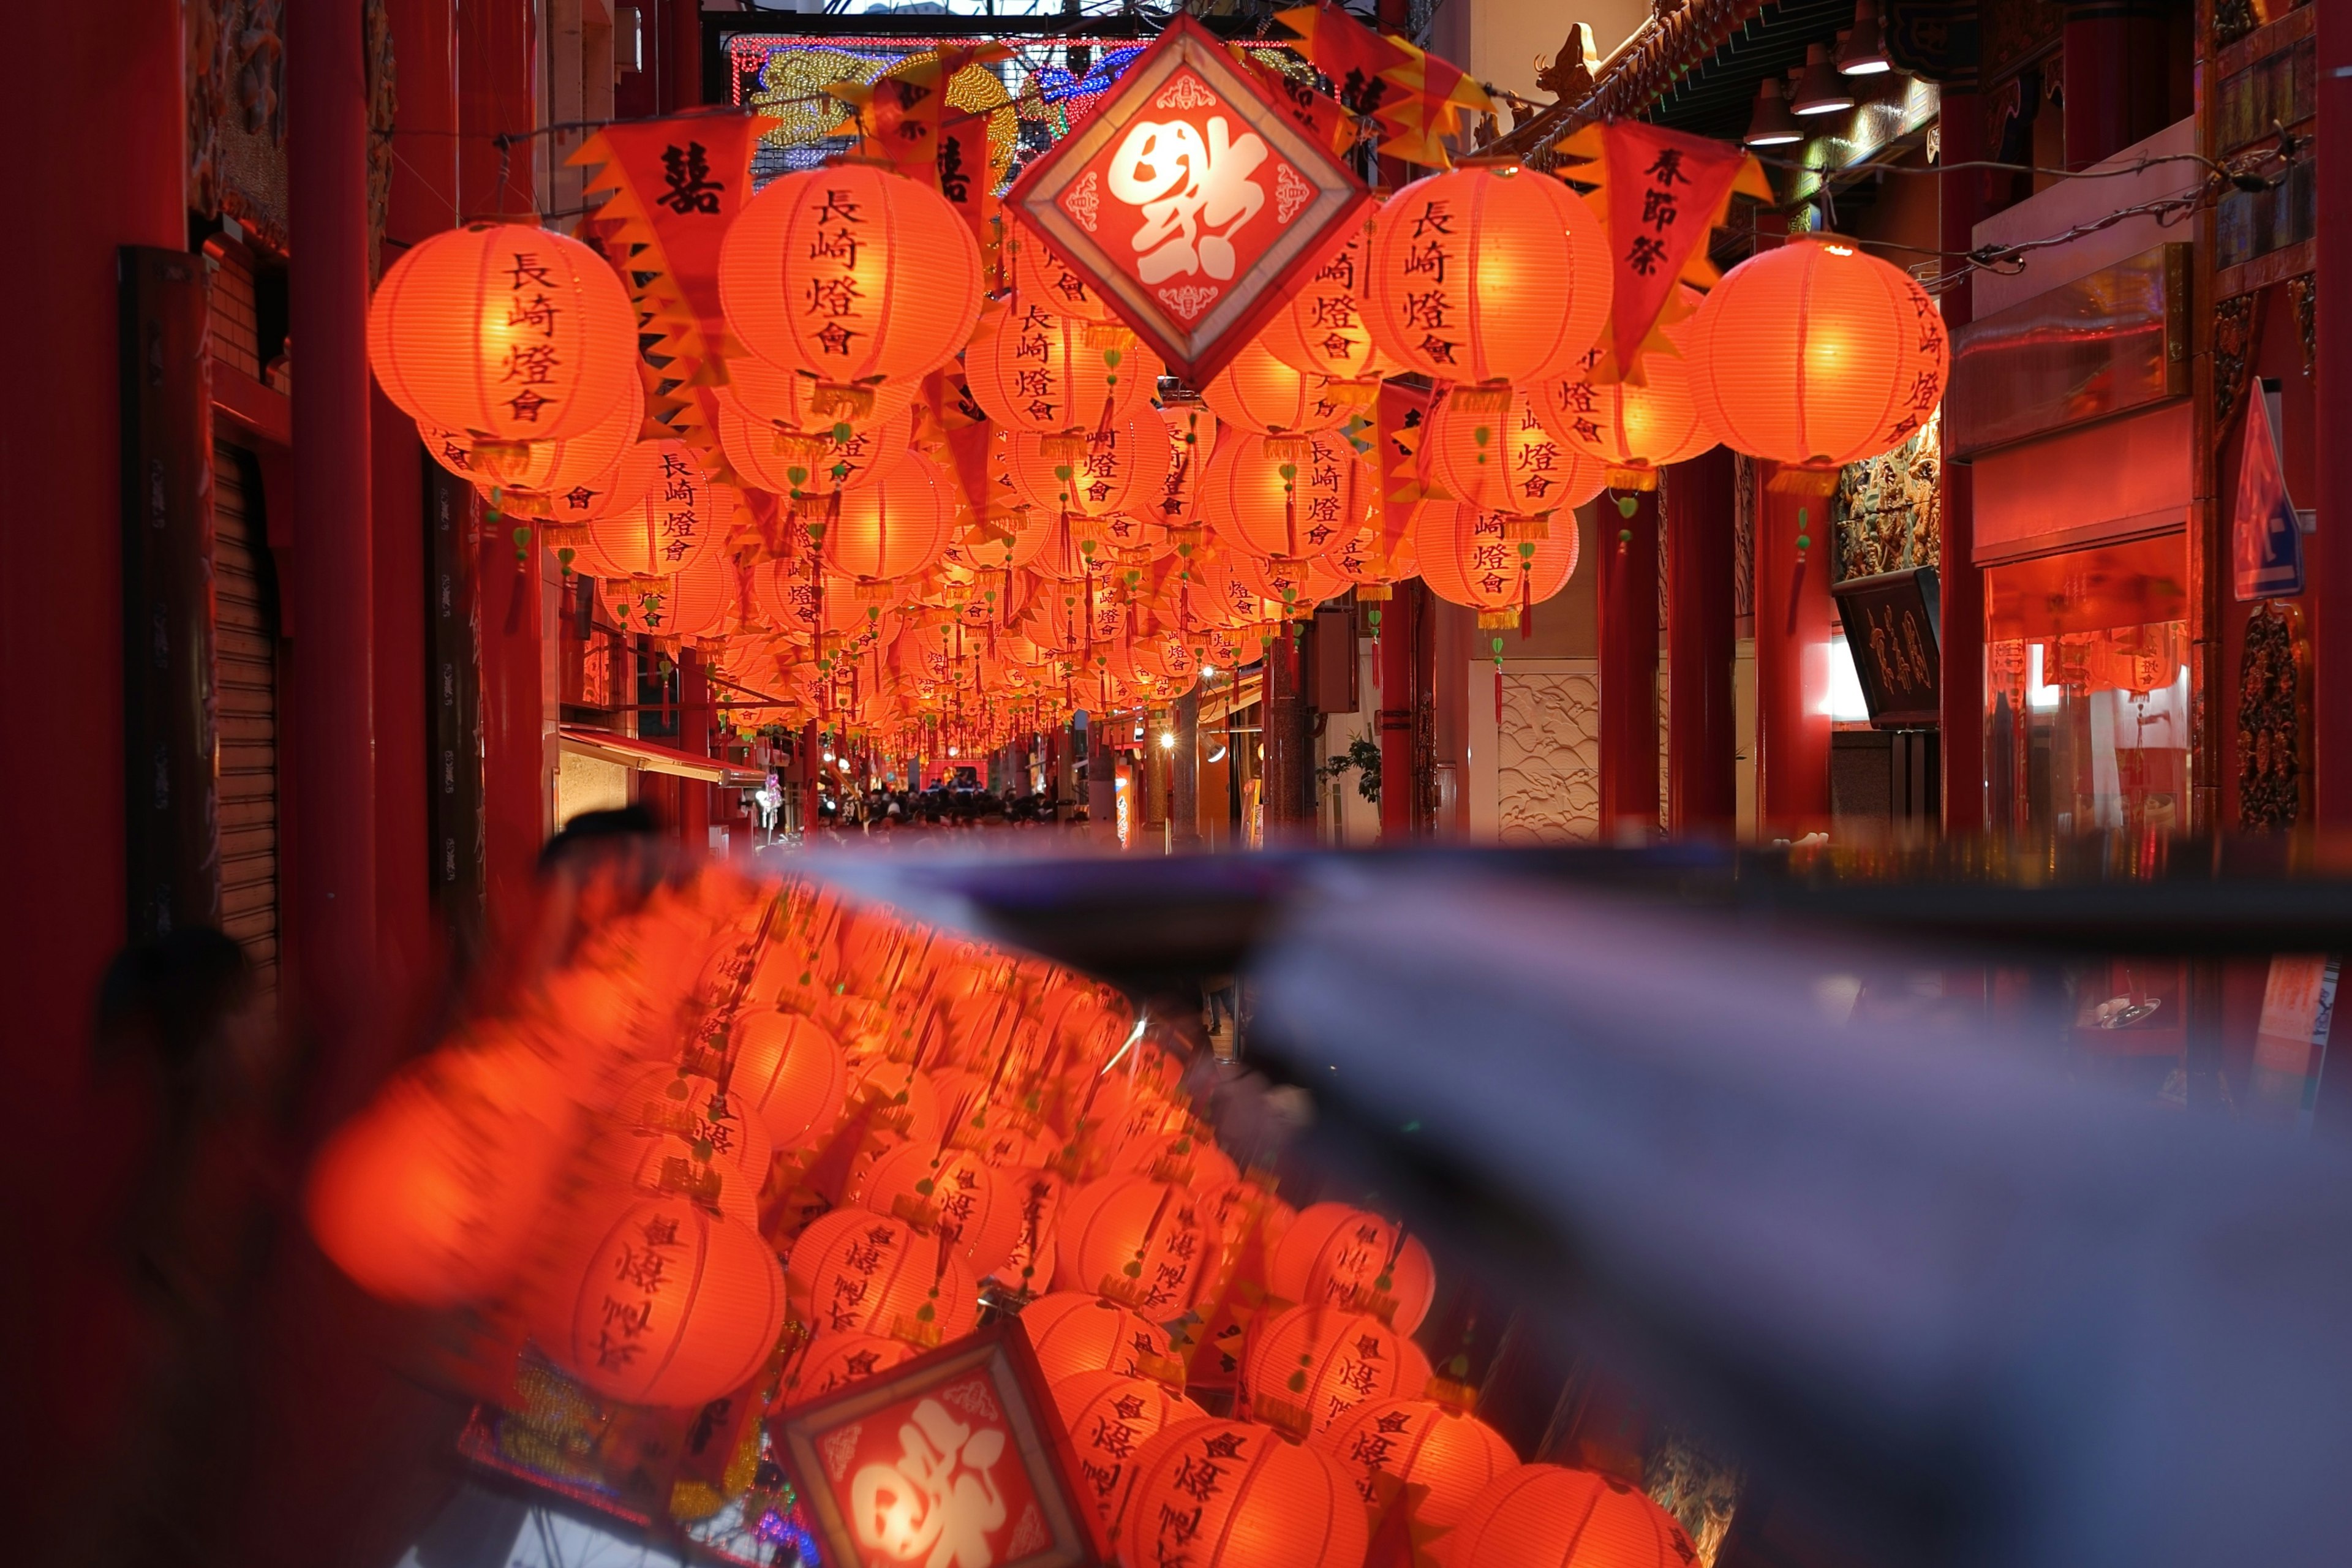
[1006,15,1371,388]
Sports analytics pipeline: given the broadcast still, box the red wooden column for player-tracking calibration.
[2318,0,2352,826]
[679,648,714,848]
[1597,491,1661,837]
[1666,450,1737,835]
[1755,475,1834,839]
[1939,78,1990,834]
[288,0,379,1036]
[1378,582,1423,840]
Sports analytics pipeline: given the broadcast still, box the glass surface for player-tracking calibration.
[1984,533,2190,837]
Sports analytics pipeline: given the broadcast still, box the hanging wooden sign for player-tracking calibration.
[1005,15,1371,388]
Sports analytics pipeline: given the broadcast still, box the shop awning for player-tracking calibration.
[557,726,767,787]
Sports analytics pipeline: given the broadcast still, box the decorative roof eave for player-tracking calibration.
[1483,0,1776,165]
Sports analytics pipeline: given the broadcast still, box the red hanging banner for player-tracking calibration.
[1586,121,1759,378]
[1006,15,1371,387]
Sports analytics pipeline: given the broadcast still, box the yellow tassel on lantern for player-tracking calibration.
[1606,466,1661,491]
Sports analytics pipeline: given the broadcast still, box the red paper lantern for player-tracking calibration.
[1423,387,1607,518]
[1050,1370,1205,1537]
[545,1195,786,1406]
[771,1330,916,1412]
[1202,336,1352,435]
[823,454,957,583]
[1267,1201,1438,1333]
[1366,164,1611,386]
[1242,1303,1431,1439]
[1332,510,1421,591]
[729,1010,850,1152]
[1006,220,1119,322]
[1441,1465,1698,1568]
[601,1132,761,1227]
[718,396,909,499]
[1007,413,1174,519]
[1234,554,1351,624]
[368,221,641,445]
[859,1140,1025,1280]
[1200,431,1370,562]
[1019,1291,1181,1386]
[580,442,736,579]
[1683,235,1949,470]
[605,547,739,639]
[1317,1397,1518,1534]
[718,163,984,387]
[606,1068,772,1183]
[1536,343,1718,478]
[720,349,918,437]
[422,398,641,518]
[1414,502,1581,627]
[1259,207,1392,382]
[1155,402,1218,527]
[1054,1175,1224,1315]
[305,1037,575,1306]
[788,1207,979,1343]
[1117,1420,1368,1568]
[966,295,1159,434]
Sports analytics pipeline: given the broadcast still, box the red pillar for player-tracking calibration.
[1940,83,1989,834]
[680,648,714,849]
[1378,582,1423,841]
[288,0,379,1039]
[1597,492,1661,839]
[1755,475,1834,839]
[2319,0,2352,826]
[1666,450,1737,835]
[671,0,706,110]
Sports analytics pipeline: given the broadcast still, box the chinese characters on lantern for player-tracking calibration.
[502,251,565,424]
[807,186,868,360]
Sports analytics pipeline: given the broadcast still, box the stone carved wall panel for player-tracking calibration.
[1498,667,1600,843]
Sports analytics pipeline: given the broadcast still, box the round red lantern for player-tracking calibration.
[1414,502,1581,627]
[1242,1303,1431,1439]
[788,1207,979,1343]
[1200,431,1370,562]
[1366,164,1611,386]
[1260,208,1392,382]
[1683,235,1949,470]
[605,1068,772,1183]
[771,1330,916,1412]
[1019,1291,1181,1386]
[544,1195,786,1406]
[718,395,908,499]
[729,1009,850,1152]
[1537,344,1718,478]
[1317,1397,1518,1534]
[1235,553,1353,623]
[305,1036,575,1306]
[1007,413,1174,519]
[717,163,984,386]
[1116,1420,1368,1568]
[1050,1371,1205,1536]
[1332,510,1420,592]
[580,441,734,579]
[424,399,642,518]
[1054,1175,1223,1314]
[965,295,1158,433]
[823,454,957,583]
[720,349,918,439]
[1441,1464,1698,1568]
[1267,1201,1438,1333]
[601,1131,761,1227]
[368,221,641,445]
[1202,337,1351,435]
[1423,386,1607,518]
[859,1139,1024,1280]
[1006,220,1118,322]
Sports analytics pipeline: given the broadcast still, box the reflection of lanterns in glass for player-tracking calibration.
[1120,1420,1368,1568]
[1441,1464,1699,1568]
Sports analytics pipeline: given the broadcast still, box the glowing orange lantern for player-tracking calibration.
[966,295,1159,434]
[1332,510,1420,594]
[1054,1175,1223,1314]
[823,454,957,583]
[304,1037,574,1306]
[729,1010,850,1152]
[1316,1397,1519,1536]
[1050,1370,1205,1536]
[368,221,641,445]
[1200,431,1369,561]
[771,1330,916,1412]
[545,1195,786,1406]
[1242,1303,1431,1439]
[1267,1202,1438,1333]
[1155,402,1218,528]
[606,1068,772,1184]
[717,396,908,499]
[1019,1291,1181,1386]
[720,349,918,439]
[1683,235,1949,470]
[1442,1465,1698,1568]
[580,442,734,579]
[1537,343,1718,481]
[606,547,739,638]
[1366,164,1611,386]
[1118,1420,1368,1568]
[1202,336,1352,435]
[1006,220,1118,322]
[859,1140,1024,1279]
[1007,413,1174,521]
[1235,554,1352,624]
[1414,502,1581,627]
[601,1131,761,1227]
[1423,387,1607,518]
[1259,207,1392,382]
[717,163,984,387]
[789,1208,979,1343]
[423,398,642,518]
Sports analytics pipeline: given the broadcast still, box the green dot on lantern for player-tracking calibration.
[1616,494,1640,518]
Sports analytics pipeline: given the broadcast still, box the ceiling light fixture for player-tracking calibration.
[1743,77,1803,146]
[1792,43,1857,116]
[1839,0,1893,74]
